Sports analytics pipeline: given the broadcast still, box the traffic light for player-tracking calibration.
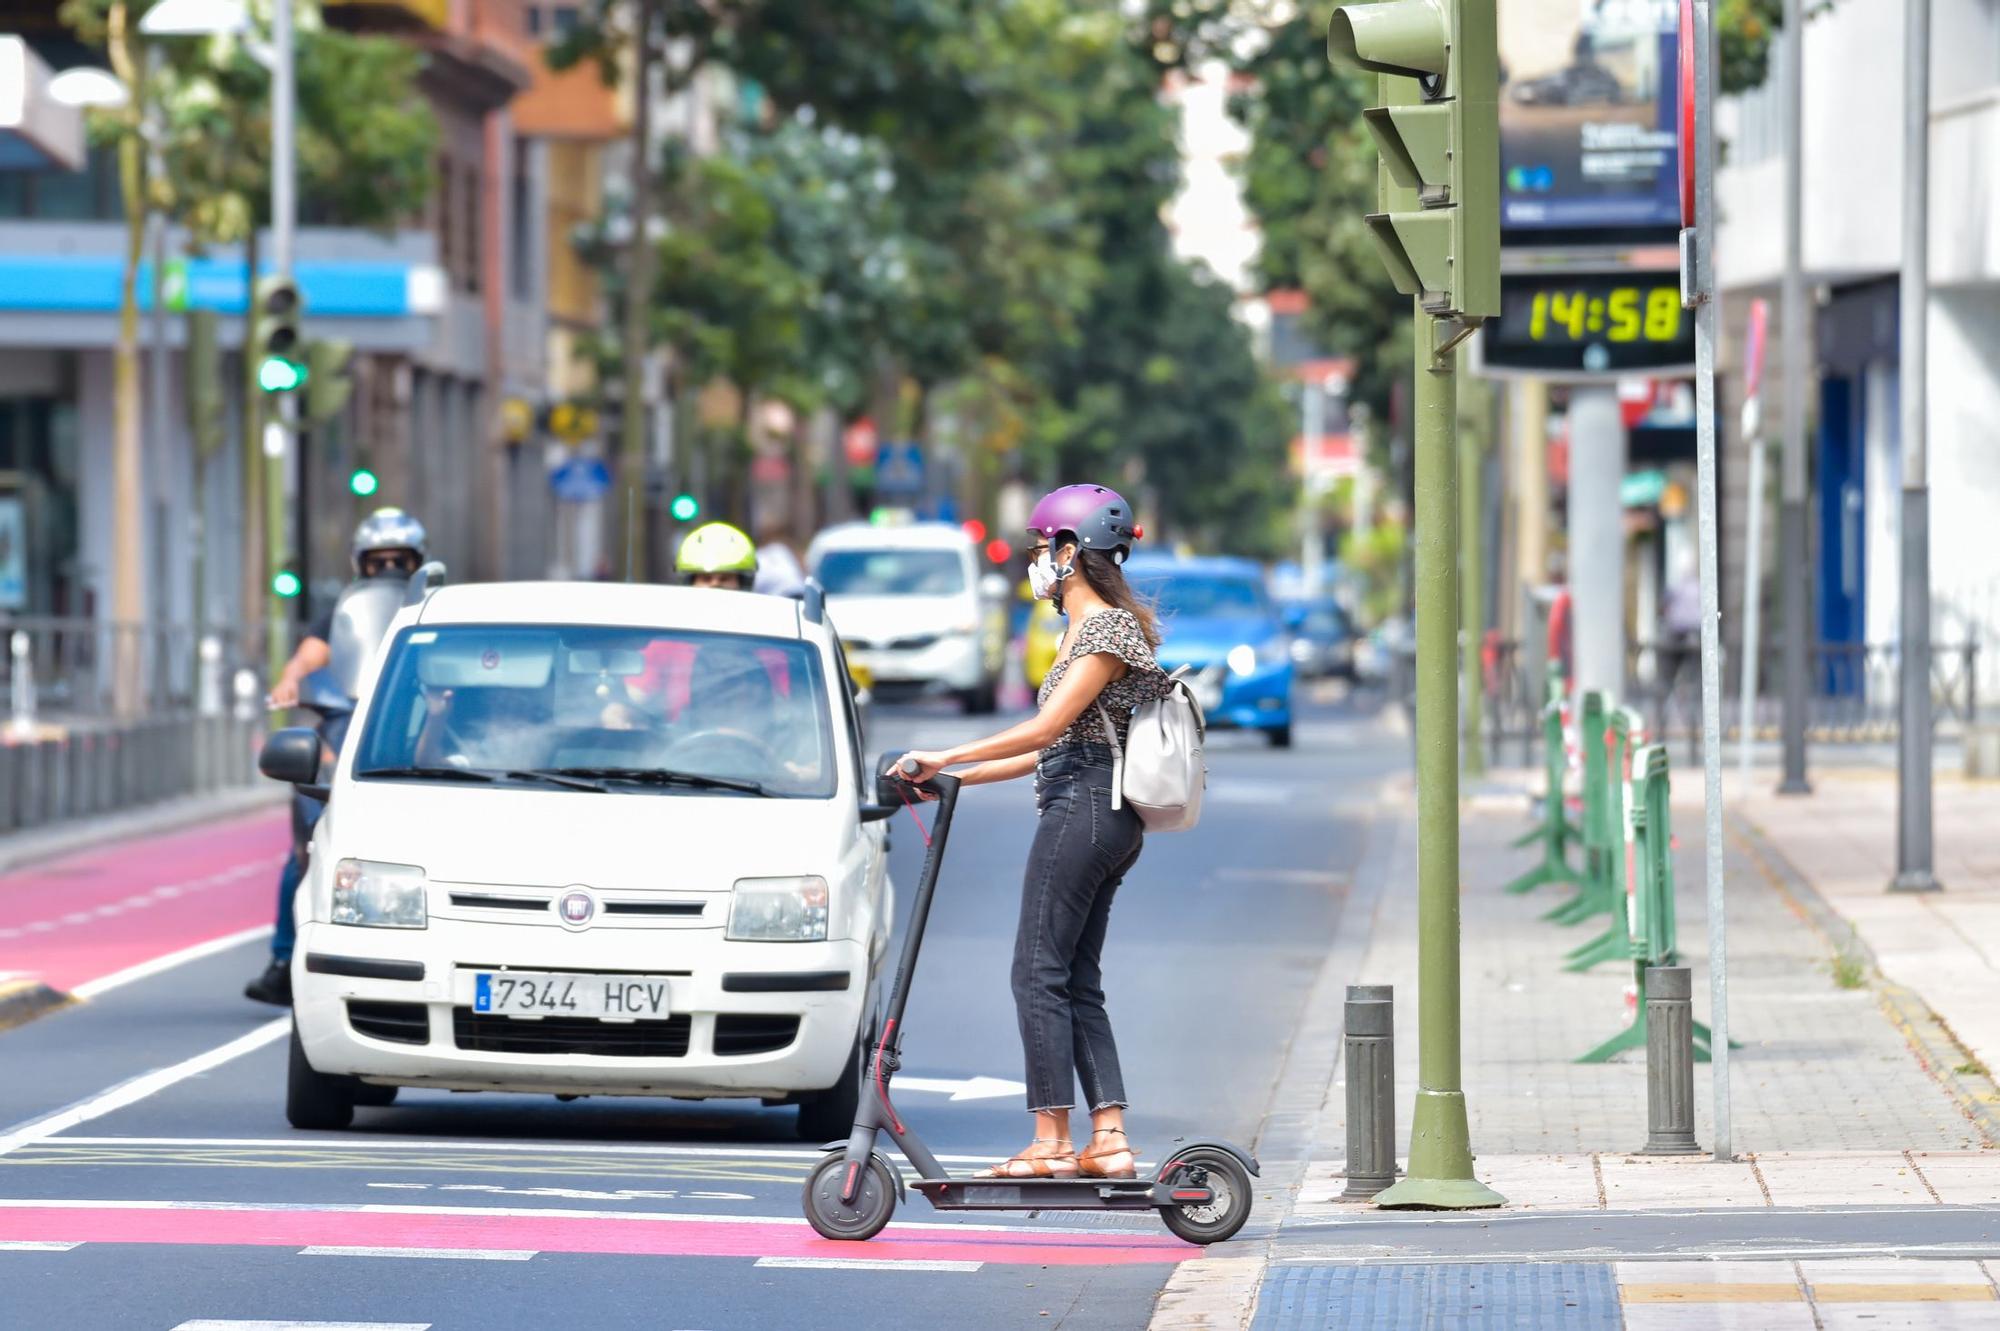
[1328,0,1499,320]
[253,276,306,394]
[305,338,355,425]
[348,463,380,498]
[271,564,303,599]
[669,493,700,522]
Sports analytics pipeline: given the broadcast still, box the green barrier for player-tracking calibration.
[1576,744,1723,1063]
[1503,673,1584,894]
[1543,695,1628,927]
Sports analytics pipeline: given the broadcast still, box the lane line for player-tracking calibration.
[0,1196,1174,1241]
[0,1021,288,1158]
[298,1246,537,1261]
[0,1200,1193,1266]
[754,1256,982,1273]
[71,926,275,1001]
[49,1134,1015,1167]
[173,1322,432,1330]
[0,1239,82,1251]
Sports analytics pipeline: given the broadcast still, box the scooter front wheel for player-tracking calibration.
[803,1153,897,1241]
[1158,1146,1254,1245]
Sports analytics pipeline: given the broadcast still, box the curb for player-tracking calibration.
[0,978,73,1032]
[1728,810,2000,1148]
[0,786,286,876]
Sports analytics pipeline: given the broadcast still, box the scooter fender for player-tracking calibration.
[818,1144,907,1194]
[1151,1139,1261,1181]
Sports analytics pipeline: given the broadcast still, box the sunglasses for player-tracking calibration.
[361,551,421,576]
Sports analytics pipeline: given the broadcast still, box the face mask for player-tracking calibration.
[1028,553,1059,601]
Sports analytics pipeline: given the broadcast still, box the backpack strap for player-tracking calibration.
[1093,699,1125,811]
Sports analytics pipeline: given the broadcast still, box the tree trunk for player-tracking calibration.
[107,2,147,717]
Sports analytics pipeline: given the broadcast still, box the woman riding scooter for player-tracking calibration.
[895,484,1168,1181]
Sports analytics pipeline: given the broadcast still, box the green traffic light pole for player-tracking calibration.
[1330,0,1503,1210]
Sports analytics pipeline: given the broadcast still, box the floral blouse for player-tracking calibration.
[1036,608,1171,750]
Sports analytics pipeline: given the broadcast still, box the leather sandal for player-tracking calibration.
[1078,1127,1137,1179]
[979,1138,1078,1179]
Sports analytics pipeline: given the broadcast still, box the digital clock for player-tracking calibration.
[1479,273,1695,377]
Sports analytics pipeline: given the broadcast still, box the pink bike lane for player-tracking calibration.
[0,809,289,996]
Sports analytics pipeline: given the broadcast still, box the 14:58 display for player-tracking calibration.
[1528,287,1682,343]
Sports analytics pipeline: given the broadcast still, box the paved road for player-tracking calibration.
[0,691,1398,1331]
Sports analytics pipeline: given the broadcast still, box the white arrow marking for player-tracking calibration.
[893,1075,1026,1102]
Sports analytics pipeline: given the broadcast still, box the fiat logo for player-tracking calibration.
[556,888,597,930]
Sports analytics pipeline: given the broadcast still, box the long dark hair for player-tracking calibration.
[1063,545,1161,649]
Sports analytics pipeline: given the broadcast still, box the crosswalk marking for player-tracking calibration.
[0,1239,81,1251]
[298,1246,536,1261]
[754,1256,983,1273]
[172,1323,432,1330]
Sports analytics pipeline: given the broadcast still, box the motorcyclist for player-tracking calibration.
[245,508,428,1006]
[676,520,759,591]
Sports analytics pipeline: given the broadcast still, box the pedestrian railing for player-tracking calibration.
[1480,637,1982,758]
[0,711,266,837]
[1503,673,1582,896]
[0,615,264,721]
[1504,689,1730,1064]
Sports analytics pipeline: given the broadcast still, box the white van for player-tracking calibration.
[807,521,1008,714]
[262,581,893,1140]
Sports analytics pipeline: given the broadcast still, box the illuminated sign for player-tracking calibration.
[1479,273,1693,375]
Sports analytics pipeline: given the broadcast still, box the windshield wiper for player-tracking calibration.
[541,765,771,797]
[354,764,498,783]
[500,769,609,793]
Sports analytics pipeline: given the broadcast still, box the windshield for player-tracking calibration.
[353,624,837,798]
[1289,602,1348,636]
[816,548,967,597]
[1131,573,1271,623]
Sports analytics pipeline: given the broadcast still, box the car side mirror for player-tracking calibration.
[859,802,897,824]
[261,727,330,801]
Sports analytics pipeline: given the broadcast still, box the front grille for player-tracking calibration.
[348,1000,429,1045]
[604,900,705,918]
[712,1014,801,1057]
[452,1009,691,1058]
[448,892,548,912]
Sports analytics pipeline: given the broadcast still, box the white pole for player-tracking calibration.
[1302,377,1325,596]
[1568,386,1625,698]
[1688,0,1732,1161]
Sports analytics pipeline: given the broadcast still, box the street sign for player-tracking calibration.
[547,402,600,444]
[874,441,925,494]
[843,418,878,467]
[550,457,613,503]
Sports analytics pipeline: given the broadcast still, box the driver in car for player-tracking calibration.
[679,644,821,789]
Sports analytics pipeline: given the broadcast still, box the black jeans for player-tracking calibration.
[1014,743,1144,1113]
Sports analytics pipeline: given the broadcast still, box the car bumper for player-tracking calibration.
[292,921,869,1098]
[845,632,987,692]
[1186,662,1294,730]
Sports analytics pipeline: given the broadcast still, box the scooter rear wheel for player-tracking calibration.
[803,1152,897,1241]
[1158,1146,1253,1245]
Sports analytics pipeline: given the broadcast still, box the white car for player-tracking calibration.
[263,581,894,1140]
[807,521,1008,714]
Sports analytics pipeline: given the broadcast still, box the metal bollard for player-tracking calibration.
[1642,966,1701,1154]
[8,630,34,739]
[0,741,20,833]
[1341,984,1398,1199]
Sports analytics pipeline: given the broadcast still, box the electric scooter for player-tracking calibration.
[800,759,1258,1245]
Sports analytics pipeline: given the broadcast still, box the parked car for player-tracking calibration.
[1126,555,1295,748]
[262,581,894,1141]
[807,521,1008,714]
[1283,598,1357,680]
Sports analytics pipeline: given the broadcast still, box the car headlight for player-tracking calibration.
[728,876,829,942]
[332,859,428,929]
[1228,639,1286,676]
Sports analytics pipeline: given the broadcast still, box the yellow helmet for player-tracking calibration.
[675,521,758,579]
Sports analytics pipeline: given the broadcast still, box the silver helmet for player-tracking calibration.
[350,507,428,571]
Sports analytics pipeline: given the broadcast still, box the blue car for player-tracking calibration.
[1126,555,1295,748]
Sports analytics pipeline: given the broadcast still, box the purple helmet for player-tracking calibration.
[1026,484,1142,562]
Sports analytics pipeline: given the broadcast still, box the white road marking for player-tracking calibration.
[893,1075,1026,1101]
[50,1135,1015,1167]
[71,924,276,1000]
[0,1196,1160,1239]
[755,1256,983,1273]
[0,1240,82,1251]
[0,1021,288,1158]
[173,1322,432,1330]
[299,1246,536,1261]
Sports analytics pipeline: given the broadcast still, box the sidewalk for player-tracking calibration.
[1732,765,2000,1107]
[1147,754,2000,1330]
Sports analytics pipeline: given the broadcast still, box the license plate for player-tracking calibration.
[470,971,672,1020]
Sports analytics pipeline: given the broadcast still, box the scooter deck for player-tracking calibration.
[909,1175,1207,1212]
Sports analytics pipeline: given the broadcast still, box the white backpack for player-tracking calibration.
[1095,666,1207,832]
